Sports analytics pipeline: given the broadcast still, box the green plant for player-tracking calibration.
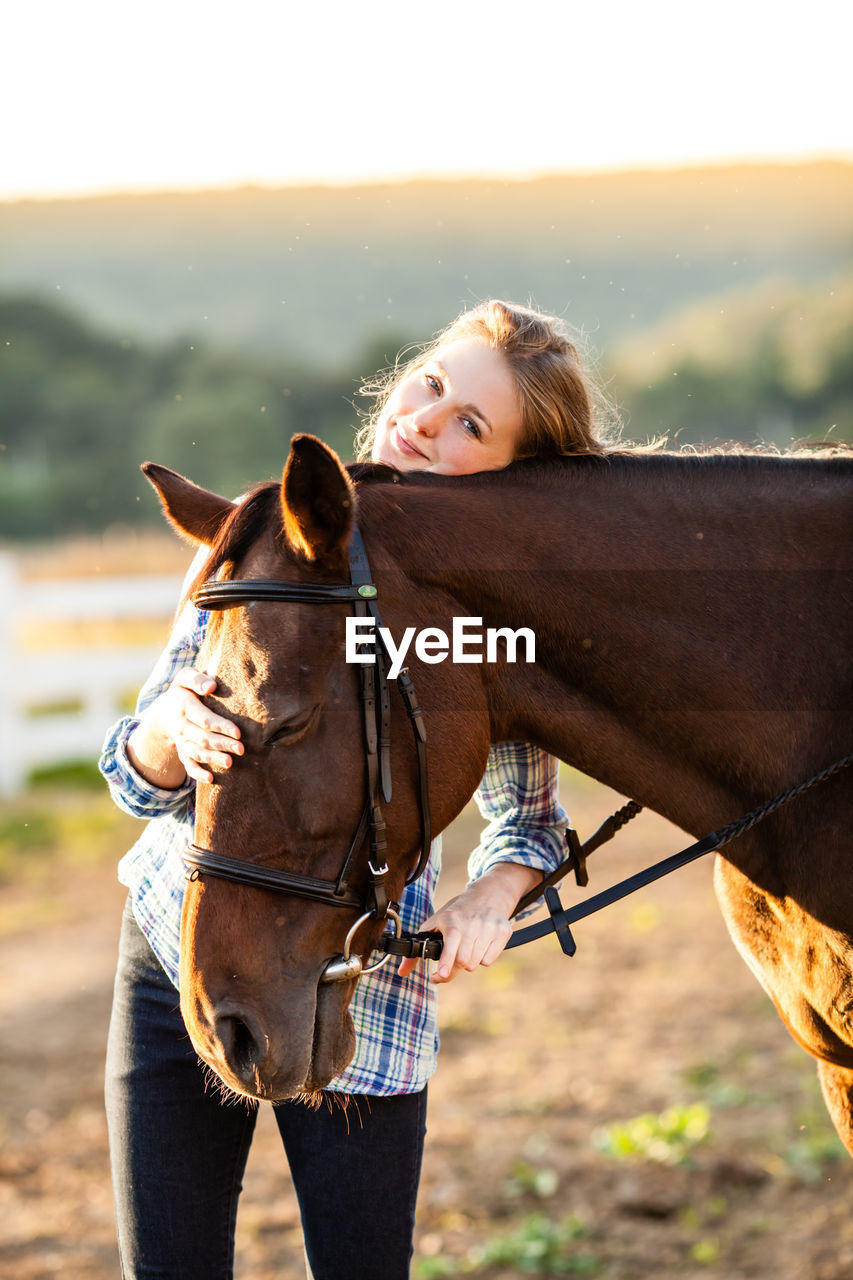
[415,1258,462,1279]
[784,1127,847,1180]
[682,1061,720,1090]
[503,1160,559,1200]
[474,1213,600,1275]
[0,789,131,884]
[592,1102,711,1165]
[690,1239,720,1264]
[28,759,105,789]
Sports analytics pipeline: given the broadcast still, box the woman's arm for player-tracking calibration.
[99,556,243,816]
[399,743,568,983]
[467,741,568,883]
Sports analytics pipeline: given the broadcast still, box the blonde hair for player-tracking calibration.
[355,299,620,461]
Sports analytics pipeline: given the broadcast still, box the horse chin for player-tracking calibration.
[181,975,358,1103]
[301,979,359,1093]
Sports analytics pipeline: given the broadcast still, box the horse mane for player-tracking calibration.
[185,481,282,607]
[344,440,852,495]
[183,441,850,609]
[346,460,405,485]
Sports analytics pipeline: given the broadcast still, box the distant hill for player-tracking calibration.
[2,163,850,367]
[606,272,853,447]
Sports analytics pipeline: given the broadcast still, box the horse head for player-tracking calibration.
[143,434,491,1100]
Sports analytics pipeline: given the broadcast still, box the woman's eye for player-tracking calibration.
[425,374,441,394]
[461,417,481,439]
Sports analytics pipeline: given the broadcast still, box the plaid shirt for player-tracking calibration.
[100,597,568,1096]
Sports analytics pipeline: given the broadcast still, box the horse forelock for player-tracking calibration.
[185,481,282,610]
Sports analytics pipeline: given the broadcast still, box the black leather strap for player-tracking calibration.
[187,545,390,912]
[380,753,853,964]
[505,827,726,951]
[349,527,394,805]
[381,931,444,961]
[397,668,432,885]
[186,524,433,925]
[349,526,431,887]
[194,579,370,608]
[184,847,363,907]
[514,800,644,914]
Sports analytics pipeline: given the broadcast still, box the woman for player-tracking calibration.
[100,300,616,1279]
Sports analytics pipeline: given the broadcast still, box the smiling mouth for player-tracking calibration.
[392,427,428,460]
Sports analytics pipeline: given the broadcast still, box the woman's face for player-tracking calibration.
[371,336,524,475]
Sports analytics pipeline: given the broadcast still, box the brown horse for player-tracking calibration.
[144,435,853,1151]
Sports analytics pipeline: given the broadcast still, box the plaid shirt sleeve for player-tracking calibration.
[98,558,211,992]
[467,742,568,882]
[99,558,208,819]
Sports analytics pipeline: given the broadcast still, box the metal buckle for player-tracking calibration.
[319,907,403,984]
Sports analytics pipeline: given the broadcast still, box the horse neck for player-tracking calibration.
[357,457,850,837]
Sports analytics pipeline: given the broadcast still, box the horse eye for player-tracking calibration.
[265,706,319,747]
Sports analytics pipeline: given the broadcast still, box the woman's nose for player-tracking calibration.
[411,402,443,435]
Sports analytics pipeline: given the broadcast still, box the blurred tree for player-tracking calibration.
[2,277,848,542]
[608,274,852,448]
[0,295,374,538]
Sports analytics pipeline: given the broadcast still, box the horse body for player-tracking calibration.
[359,458,853,1147]
[370,459,847,828]
[145,440,853,1148]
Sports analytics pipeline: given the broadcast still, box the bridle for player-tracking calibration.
[183,526,432,984]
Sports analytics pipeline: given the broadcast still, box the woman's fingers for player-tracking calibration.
[178,752,217,786]
[397,898,513,984]
[481,928,512,968]
[172,668,217,698]
[167,669,243,780]
[173,671,242,740]
[433,921,508,983]
[434,926,462,983]
[396,913,459,981]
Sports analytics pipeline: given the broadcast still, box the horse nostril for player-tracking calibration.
[215,1012,267,1081]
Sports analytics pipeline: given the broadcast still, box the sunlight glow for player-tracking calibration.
[3,0,850,200]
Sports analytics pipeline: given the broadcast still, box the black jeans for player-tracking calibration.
[105,898,427,1279]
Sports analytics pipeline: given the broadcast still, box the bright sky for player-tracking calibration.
[4,0,850,200]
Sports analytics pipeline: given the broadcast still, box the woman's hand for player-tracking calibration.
[126,668,243,789]
[398,862,542,984]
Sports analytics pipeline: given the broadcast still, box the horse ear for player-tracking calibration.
[141,462,236,545]
[281,434,355,560]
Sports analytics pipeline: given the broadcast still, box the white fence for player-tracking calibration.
[0,553,185,795]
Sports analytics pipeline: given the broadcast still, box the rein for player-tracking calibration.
[388,751,853,964]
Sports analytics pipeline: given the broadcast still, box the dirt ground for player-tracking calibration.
[1,777,851,1279]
